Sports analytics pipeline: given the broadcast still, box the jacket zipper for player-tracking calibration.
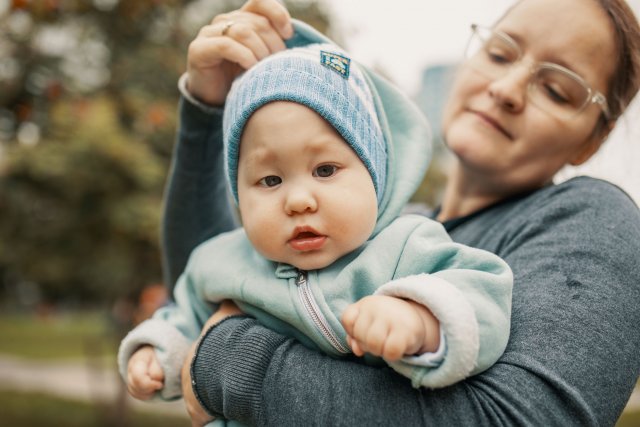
[296,271,350,354]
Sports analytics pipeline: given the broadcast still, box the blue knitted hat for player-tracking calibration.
[223,43,387,204]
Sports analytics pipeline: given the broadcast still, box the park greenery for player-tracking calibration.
[0,391,190,427]
[0,0,332,309]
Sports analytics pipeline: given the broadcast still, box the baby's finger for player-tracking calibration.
[350,307,375,347]
[347,336,365,357]
[132,371,163,392]
[362,320,390,357]
[380,330,408,361]
[128,378,162,401]
[128,355,150,380]
[148,354,165,382]
[341,304,360,334]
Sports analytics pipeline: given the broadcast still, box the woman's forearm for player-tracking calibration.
[191,317,504,426]
[191,315,618,426]
[162,96,239,289]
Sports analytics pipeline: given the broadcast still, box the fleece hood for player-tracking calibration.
[286,20,432,235]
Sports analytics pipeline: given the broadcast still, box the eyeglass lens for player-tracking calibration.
[465,26,594,119]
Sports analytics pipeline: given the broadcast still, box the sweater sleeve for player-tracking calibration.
[191,180,640,426]
[162,87,239,290]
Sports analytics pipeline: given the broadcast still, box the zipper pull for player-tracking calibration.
[296,271,307,286]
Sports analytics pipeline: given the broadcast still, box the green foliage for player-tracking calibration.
[0,391,189,427]
[0,98,166,302]
[0,311,116,360]
[616,409,640,427]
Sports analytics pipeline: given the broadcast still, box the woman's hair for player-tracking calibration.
[499,0,640,124]
[596,0,640,122]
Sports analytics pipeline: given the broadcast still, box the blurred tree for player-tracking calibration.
[0,0,333,306]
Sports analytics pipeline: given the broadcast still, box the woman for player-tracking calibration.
[166,0,640,425]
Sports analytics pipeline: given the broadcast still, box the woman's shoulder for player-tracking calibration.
[466,176,640,245]
[540,176,638,213]
[514,176,640,239]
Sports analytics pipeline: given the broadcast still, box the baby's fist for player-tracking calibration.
[127,345,164,400]
[341,295,426,361]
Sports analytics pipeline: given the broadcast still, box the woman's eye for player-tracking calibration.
[313,164,338,178]
[488,52,509,64]
[485,47,513,65]
[482,38,516,65]
[542,83,570,105]
[259,175,282,187]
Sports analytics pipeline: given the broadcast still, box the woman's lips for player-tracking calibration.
[288,228,326,251]
[472,110,513,139]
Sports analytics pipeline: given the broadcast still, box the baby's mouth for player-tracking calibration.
[289,228,326,251]
[295,231,320,239]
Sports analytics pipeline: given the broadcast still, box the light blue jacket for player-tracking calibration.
[118,20,512,403]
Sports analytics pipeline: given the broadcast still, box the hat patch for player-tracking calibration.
[320,51,350,79]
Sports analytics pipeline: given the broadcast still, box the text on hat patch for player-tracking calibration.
[320,51,350,79]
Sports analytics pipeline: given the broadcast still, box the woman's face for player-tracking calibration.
[442,0,617,193]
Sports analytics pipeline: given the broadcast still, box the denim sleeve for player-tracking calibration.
[162,92,239,290]
[191,180,640,426]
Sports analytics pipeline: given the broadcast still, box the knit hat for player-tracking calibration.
[223,43,387,204]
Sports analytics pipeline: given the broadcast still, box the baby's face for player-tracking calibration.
[237,101,378,271]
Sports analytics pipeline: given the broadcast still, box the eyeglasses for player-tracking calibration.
[464,24,611,121]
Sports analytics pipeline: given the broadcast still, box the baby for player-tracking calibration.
[119,22,512,421]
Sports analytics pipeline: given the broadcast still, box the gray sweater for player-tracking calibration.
[166,98,640,426]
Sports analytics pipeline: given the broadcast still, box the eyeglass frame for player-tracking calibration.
[465,24,612,121]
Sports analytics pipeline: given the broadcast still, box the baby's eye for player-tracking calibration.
[259,175,282,187]
[313,164,338,178]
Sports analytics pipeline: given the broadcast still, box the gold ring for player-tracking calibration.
[221,21,235,36]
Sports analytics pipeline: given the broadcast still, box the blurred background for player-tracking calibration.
[0,0,638,425]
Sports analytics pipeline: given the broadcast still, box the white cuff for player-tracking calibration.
[375,274,479,388]
[401,329,446,368]
[117,318,192,400]
[178,73,224,115]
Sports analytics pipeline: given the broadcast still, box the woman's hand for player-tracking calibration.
[203,299,244,331]
[187,0,294,106]
[181,300,244,426]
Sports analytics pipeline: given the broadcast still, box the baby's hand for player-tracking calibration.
[341,295,438,361]
[127,345,164,400]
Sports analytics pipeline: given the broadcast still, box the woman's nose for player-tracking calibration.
[284,185,318,215]
[487,64,530,113]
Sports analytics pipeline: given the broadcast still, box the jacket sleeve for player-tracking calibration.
[119,250,216,400]
[162,79,239,291]
[191,183,640,426]
[373,217,513,388]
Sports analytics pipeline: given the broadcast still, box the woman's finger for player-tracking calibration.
[214,11,287,55]
[241,0,293,39]
[200,21,272,60]
[246,13,288,53]
[189,36,258,72]
[202,300,245,332]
